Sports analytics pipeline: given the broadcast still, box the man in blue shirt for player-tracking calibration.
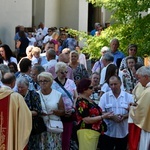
[110,38,125,67]
[90,23,101,36]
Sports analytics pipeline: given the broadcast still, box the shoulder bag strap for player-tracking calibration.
[55,79,74,104]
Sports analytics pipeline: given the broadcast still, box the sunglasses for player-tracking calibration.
[88,86,93,89]
[60,71,68,75]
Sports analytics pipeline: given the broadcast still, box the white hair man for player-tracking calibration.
[130,66,150,150]
[92,46,110,74]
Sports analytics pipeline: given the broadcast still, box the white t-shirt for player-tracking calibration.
[43,35,52,44]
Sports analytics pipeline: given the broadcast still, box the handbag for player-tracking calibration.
[30,91,47,135]
[47,119,63,133]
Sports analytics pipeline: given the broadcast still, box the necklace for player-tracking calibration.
[23,90,29,99]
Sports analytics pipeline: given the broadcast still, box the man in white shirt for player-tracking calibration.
[43,49,57,71]
[99,75,134,150]
[92,46,110,74]
[100,52,114,85]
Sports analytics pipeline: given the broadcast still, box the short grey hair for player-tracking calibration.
[70,50,79,58]
[136,66,150,76]
[55,62,67,73]
[110,38,119,46]
[101,46,110,53]
[0,64,10,75]
[37,72,53,84]
[16,77,29,87]
[46,49,56,59]
[32,65,45,74]
[102,52,114,62]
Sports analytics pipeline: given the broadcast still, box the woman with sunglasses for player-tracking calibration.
[76,78,113,150]
[120,44,144,70]
[52,62,78,150]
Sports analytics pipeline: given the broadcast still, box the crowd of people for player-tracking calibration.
[0,22,149,150]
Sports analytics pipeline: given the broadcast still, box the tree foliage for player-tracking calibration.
[68,0,150,59]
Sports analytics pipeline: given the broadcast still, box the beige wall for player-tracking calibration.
[59,0,79,30]
[45,0,60,28]
[33,0,45,27]
[0,0,32,50]
[33,0,88,31]
[78,0,88,32]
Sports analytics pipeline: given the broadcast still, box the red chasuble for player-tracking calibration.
[0,95,10,150]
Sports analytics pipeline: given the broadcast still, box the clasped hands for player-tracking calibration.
[110,114,127,122]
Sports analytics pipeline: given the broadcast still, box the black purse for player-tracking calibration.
[30,91,47,135]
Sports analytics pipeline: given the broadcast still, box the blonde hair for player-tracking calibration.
[32,47,41,55]
[37,72,53,84]
[55,62,67,73]
[26,45,34,55]
[52,32,59,40]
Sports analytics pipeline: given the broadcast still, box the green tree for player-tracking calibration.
[68,0,150,59]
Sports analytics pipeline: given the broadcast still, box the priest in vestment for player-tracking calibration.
[0,87,32,150]
[130,66,150,150]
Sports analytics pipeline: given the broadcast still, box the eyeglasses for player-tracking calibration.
[61,34,66,36]
[88,86,93,90]
[48,30,52,32]
[60,71,68,75]
[38,80,50,84]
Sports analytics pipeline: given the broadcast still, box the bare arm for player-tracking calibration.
[53,97,65,116]
[73,89,78,107]
[83,112,113,124]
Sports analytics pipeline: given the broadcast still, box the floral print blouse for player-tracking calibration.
[76,97,105,133]
[122,68,137,93]
[69,63,89,84]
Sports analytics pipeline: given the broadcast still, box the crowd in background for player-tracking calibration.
[0,22,150,150]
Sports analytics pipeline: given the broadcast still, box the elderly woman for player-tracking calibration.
[16,77,43,150]
[90,72,100,104]
[68,50,89,84]
[76,78,113,150]
[120,44,144,70]
[52,62,78,150]
[37,72,65,149]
